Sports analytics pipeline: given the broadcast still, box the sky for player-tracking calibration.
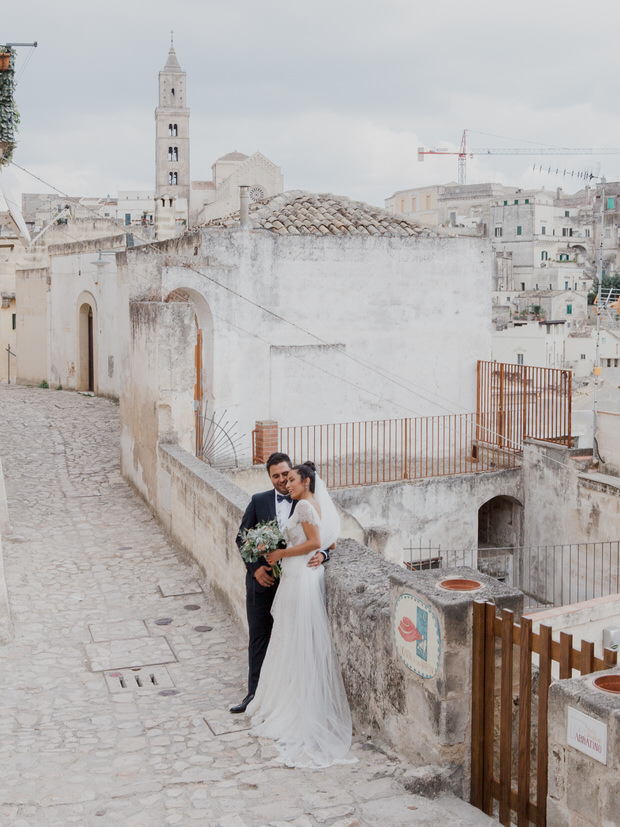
[2,0,620,209]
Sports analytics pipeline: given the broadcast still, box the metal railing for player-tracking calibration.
[477,360,572,452]
[279,413,519,489]
[404,540,620,609]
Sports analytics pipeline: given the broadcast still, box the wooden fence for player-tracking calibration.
[471,601,618,826]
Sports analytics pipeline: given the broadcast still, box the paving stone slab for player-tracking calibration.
[85,636,177,671]
[89,619,149,641]
[158,580,204,597]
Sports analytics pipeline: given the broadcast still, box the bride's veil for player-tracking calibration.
[314,473,340,548]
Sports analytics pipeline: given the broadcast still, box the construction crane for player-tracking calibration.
[418,129,620,185]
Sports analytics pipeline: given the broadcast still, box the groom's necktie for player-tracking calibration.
[277,494,292,503]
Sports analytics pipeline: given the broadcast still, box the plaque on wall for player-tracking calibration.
[393,593,441,679]
[567,706,607,765]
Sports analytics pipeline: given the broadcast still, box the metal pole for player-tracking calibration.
[6,344,16,385]
[593,179,605,463]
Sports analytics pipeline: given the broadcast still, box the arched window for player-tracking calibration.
[171,88,175,96]
[173,124,178,136]
[168,146,173,161]
[173,147,178,161]
[169,172,178,185]
[168,124,173,136]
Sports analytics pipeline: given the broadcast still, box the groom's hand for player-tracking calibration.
[307,551,326,568]
[254,565,275,587]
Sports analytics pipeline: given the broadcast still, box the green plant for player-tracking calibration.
[0,46,17,168]
[56,384,62,390]
[39,379,49,388]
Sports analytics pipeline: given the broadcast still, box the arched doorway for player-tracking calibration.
[77,296,97,392]
[477,495,523,580]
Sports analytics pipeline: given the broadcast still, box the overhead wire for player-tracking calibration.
[10,158,476,416]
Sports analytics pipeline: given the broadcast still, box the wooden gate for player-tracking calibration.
[470,601,617,826]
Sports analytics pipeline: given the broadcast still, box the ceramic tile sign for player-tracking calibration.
[393,593,441,679]
[567,706,607,765]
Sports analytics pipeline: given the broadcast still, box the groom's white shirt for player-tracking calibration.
[275,491,293,531]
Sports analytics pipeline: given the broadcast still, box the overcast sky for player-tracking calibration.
[3,0,620,209]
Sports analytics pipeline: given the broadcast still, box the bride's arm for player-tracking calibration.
[265,521,321,563]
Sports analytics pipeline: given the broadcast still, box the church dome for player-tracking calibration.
[216,151,249,162]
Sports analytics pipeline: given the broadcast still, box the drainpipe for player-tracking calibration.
[239,185,249,228]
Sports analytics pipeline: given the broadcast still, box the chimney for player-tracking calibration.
[239,185,249,228]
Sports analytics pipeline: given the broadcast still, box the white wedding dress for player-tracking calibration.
[247,496,355,768]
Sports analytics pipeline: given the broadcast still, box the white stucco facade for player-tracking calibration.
[116,193,493,504]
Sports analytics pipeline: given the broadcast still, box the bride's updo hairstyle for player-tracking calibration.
[292,461,316,493]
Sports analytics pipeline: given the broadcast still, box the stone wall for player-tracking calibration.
[0,458,12,642]
[331,468,523,565]
[598,410,620,476]
[548,668,620,825]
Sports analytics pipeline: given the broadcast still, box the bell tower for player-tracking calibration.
[155,35,190,220]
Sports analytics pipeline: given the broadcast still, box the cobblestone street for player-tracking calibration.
[0,386,497,826]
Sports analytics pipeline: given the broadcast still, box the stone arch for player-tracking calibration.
[477,494,523,580]
[76,292,97,392]
[164,288,214,449]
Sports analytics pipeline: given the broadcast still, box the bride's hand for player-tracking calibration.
[265,549,284,565]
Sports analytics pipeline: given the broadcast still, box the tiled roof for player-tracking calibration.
[216,151,249,163]
[201,191,440,237]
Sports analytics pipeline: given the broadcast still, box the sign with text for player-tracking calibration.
[567,706,607,765]
[393,593,441,679]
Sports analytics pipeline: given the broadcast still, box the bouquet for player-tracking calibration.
[239,519,285,578]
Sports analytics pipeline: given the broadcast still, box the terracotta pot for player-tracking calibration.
[0,53,10,71]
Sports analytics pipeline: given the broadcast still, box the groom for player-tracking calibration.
[230,452,329,713]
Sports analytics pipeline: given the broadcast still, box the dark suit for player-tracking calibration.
[237,489,292,695]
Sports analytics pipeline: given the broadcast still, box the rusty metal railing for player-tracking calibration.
[279,413,519,489]
[477,360,572,452]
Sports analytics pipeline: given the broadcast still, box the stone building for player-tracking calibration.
[117,190,493,504]
[154,41,284,236]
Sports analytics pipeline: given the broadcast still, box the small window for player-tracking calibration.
[169,172,178,185]
[503,200,508,206]
[495,227,503,237]
[168,123,173,136]
[585,228,590,237]
[173,147,178,161]
[514,199,519,205]
[517,353,524,365]
[565,281,569,290]
[12,313,16,330]
[541,226,546,235]
[525,199,530,204]
[566,304,572,315]
[562,228,569,236]
[125,213,131,226]
[565,210,570,217]
[581,354,586,359]
[517,226,522,235]
[171,88,175,96]
[541,251,548,261]
[607,197,615,210]
[521,282,526,291]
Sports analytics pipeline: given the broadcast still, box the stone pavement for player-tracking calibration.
[0,386,499,826]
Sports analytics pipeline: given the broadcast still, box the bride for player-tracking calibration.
[246,461,355,768]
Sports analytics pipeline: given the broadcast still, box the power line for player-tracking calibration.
[10,158,473,416]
